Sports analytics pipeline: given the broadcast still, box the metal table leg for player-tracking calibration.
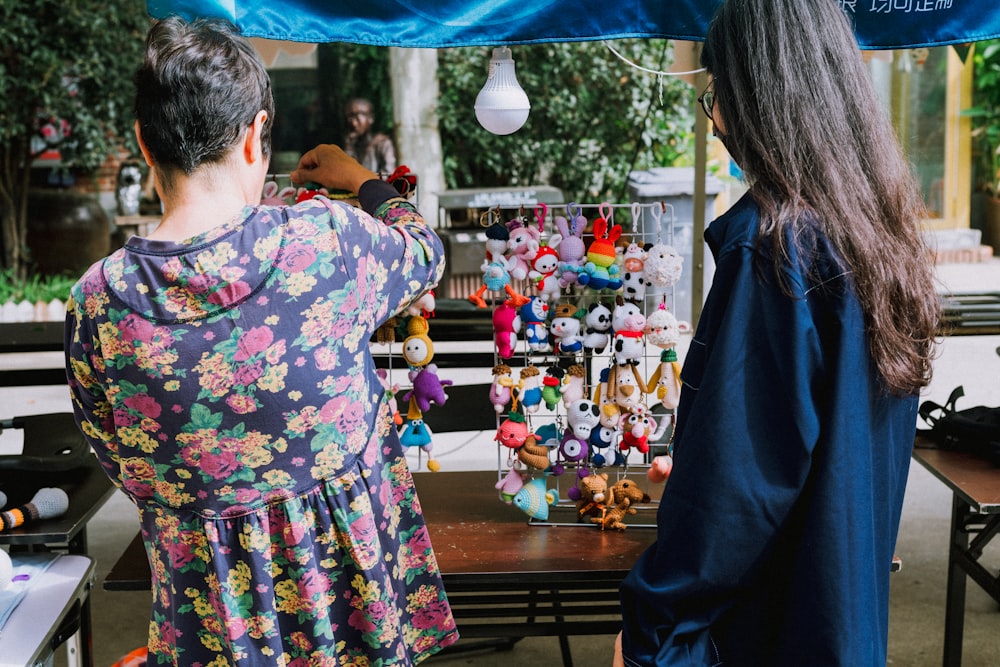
[943,495,969,667]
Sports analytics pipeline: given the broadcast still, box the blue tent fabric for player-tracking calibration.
[147,0,1000,49]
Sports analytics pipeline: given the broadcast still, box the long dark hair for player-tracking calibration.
[702,0,939,395]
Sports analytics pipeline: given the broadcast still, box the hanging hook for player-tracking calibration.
[480,204,502,227]
[534,203,548,231]
[598,201,613,223]
[650,202,664,242]
[630,202,642,234]
[566,202,583,220]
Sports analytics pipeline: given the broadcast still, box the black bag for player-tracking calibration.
[918,386,1000,466]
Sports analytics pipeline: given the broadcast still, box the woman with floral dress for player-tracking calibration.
[64,16,457,666]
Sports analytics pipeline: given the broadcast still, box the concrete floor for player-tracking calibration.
[5,259,998,667]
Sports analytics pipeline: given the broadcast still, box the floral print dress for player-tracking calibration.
[65,193,458,666]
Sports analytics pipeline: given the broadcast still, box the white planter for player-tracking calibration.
[0,299,68,323]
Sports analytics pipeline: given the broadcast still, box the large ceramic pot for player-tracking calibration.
[27,189,111,276]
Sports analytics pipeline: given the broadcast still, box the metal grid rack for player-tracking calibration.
[370,196,689,529]
[472,199,684,528]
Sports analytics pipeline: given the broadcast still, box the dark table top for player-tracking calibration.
[912,435,1000,514]
[0,321,65,354]
[0,451,115,547]
[106,468,660,590]
[413,470,658,583]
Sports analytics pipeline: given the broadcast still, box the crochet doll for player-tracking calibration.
[552,209,588,288]
[574,216,623,291]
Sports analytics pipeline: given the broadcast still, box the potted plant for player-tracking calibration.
[0,0,148,280]
[967,39,1000,254]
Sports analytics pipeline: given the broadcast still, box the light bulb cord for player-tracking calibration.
[602,41,706,77]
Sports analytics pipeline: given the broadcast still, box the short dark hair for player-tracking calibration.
[134,16,274,179]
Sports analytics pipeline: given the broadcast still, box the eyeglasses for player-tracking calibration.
[697,82,716,119]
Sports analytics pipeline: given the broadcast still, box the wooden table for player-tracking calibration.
[911,437,1000,667]
[0,452,116,667]
[414,470,658,664]
[106,470,659,667]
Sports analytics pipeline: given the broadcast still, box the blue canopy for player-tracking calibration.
[147,0,999,49]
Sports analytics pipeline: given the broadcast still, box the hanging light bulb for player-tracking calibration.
[475,47,530,135]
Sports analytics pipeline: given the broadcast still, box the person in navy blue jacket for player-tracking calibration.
[614,0,941,665]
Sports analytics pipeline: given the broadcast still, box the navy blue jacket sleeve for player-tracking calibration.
[620,241,826,665]
[620,195,913,667]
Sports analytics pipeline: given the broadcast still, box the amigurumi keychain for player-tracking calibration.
[397,313,451,472]
[553,204,589,288]
[514,365,544,413]
[496,409,530,450]
[596,479,651,531]
[492,299,521,359]
[560,363,588,408]
[647,454,674,484]
[506,217,541,282]
[496,466,527,504]
[261,180,298,206]
[512,475,559,521]
[619,410,663,455]
[575,206,623,292]
[400,312,454,411]
[489,363,515,413]
[402,314,435,368]
[582,301,613,354]
[643,302,688,350]
[406,290,436,318]
[550,303,585,355]
[541,365,566,410]
[644,241,684,289]
[519,296,551,353]
[644,303,689,410]
[528,244,562,301]
[399,397,441,472]
[402,363,452,413]
[620,241,648,303]
[590,403,622,467]
[517,432,552,471]
[469,218,527,308]
[610,296,646,367]
[647,349,683,411]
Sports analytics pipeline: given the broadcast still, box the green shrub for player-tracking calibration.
[968,40,1000,195]
[330,40,696,204]
[437,40,695,203]
[0,0,148,276]
[0,269,75,304]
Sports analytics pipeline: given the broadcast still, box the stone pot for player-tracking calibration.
[27,189,111,276]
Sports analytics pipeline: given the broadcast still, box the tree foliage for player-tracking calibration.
[436,40,695,204]
[327,40,696,205]
[0,0,149,275]
[968,40,1000,195]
